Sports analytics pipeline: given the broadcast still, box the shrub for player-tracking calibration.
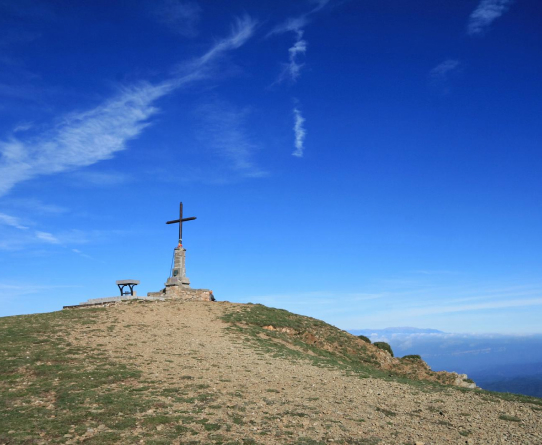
[373,342,393,357]
[402,354,422,361]
[357,335,371,344]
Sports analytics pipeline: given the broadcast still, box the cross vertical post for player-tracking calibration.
[179,201,183,244]
[166,201,197,247]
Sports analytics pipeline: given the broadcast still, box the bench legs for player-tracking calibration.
[117,284,137,296]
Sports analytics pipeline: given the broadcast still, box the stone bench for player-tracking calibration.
[116,279,140,296]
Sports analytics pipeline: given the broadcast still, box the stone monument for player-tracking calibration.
[147,202,215,301]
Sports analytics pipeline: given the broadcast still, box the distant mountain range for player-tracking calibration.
[350,327,445,335]
[347,327,542,398]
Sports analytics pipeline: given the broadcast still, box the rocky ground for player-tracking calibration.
[62,299,542,444]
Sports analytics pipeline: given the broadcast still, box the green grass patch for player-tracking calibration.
[0,308,161,442]
[499,414,521,422]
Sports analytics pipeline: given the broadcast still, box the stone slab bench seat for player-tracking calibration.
[116,279,140,296]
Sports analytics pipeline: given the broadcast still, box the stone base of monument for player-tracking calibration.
[147,286,215,301]
[146,244,215,301]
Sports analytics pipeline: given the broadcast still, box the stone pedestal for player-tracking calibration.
[166,246,190,288]
[147,245,215,301]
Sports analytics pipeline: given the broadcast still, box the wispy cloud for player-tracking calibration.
[279,31,307,83]
[269,17,309,36]
[467,0,514,36]
[396,297,542,318]
[35,231,60,244]
[0,16,257,198]
[154,0,202,38]
[238,281,542,334]
[1,198,67,215]
[13,122,33,133]
[269,3,331,156]
[429,59,461,95]
[269,1,332,83]
[72,248,92,259]
[338,282,542,333]
[268,0,331,36]
[196,100,266,178]
[0,82,172,198]
[0,212,28,229]
[292,106,306,157]
[430,59,461,78]
[0,225,128,251]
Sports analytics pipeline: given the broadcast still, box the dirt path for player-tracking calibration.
[70,300,542,444]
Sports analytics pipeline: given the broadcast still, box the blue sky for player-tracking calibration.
[1,0,541,334]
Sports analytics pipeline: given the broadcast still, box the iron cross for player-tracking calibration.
[166,202,196,246]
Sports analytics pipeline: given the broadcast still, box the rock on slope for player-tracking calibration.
[1,299,541,444]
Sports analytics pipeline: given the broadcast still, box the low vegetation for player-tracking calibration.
[0,309,154,443]
[221,304,456,385]
[373,341,393,357]
[357,335,371,344]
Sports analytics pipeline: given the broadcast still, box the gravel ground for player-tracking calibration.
[70,300,542,444]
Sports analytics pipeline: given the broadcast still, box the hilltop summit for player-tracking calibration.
[1,300,541,444]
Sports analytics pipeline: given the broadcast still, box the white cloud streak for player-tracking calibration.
[0,226,128,251]
[270,17,309,35]
[287,31,307,82]
[0,16,257,198]
[0,212,28,229]
[72,248,92,259]
[430,59,461,79]
[35,231,60,244]
[272,27,307,84]
[269,4,331,156]
[268,0,330,36]
[269,0,332,84]
[292,106,306,157]
[429,59,461,95]
[467,0,514,36]
[13,122,33,133]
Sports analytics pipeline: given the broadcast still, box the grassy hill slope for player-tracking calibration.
[1,300,541,444]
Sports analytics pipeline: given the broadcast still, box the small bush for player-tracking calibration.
[357,335,371,344]
[373,342,393,357]
[402,354,422,361]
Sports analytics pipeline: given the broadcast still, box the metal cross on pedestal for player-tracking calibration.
[166,202,196,246]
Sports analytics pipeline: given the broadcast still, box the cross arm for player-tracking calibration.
[166,216,197,224]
